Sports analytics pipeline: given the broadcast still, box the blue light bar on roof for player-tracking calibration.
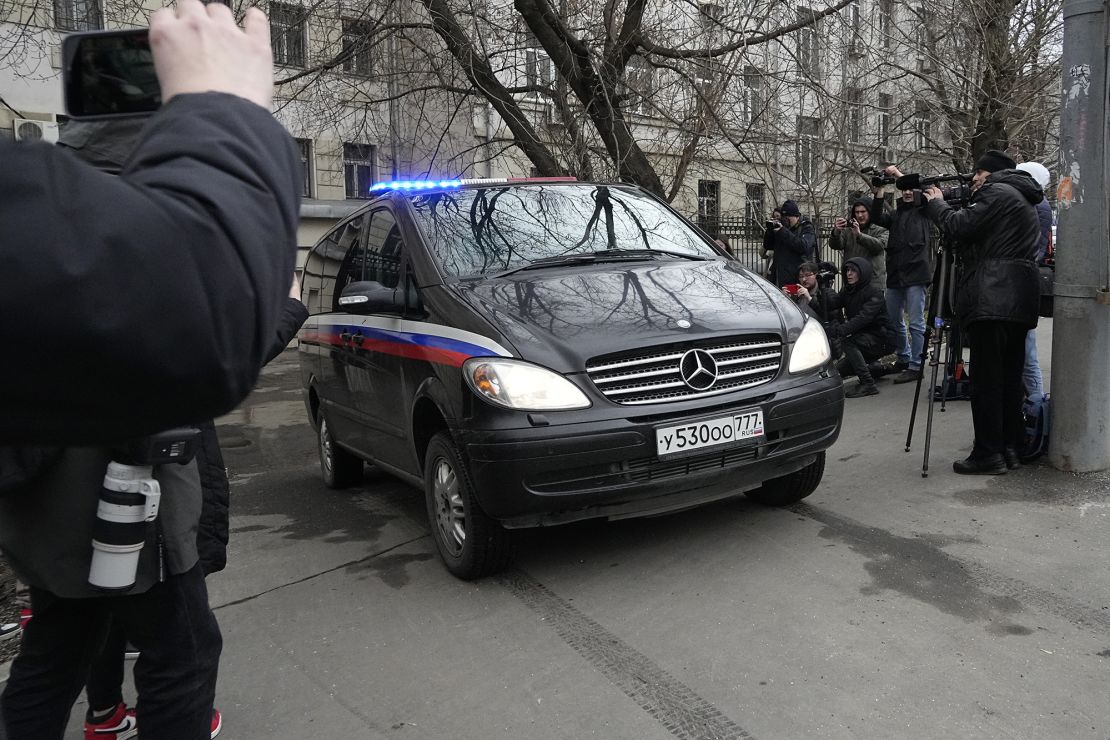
[368,179,463,192]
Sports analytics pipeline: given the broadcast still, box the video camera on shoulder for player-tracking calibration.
[895,172,974,208]
[860,166,897,188]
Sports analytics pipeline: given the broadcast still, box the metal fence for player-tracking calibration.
[692,215,847,283]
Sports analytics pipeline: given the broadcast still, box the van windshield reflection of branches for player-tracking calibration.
[895,172,974,208]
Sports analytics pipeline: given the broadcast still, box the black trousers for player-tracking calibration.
[838,334,888,385]
[1,564,221,740]
[86,621,128,713]
[967,321,1027,457]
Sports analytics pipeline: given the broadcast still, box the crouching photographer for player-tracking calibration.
[824,258,899,398]
[783,261,842,327]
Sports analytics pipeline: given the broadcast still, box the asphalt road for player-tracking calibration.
[65,319,1110,739]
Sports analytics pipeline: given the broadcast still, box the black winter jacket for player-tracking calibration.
[925,170,1041,329]
[828,258,898,350]
[870,196,934,288]
[0,93,301,445]
[197,297,308,575]
[767,218,817,287]
[0,94,301,597]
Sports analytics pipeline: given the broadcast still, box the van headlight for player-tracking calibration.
[463,358,591,410]
[787,319,832,374]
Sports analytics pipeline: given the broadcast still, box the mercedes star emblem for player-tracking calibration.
[679,349,719,391]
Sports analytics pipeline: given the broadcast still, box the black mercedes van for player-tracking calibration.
[298,178,843,579]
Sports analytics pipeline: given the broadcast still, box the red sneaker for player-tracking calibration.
[84,703,137,740]
[18,608,31,629]
[210,708,223,738]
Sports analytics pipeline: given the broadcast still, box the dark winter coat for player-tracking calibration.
[0,93,301,597]
[925,170,1042,330]
[1,92,302,445]
[767,217,817,287]
[1034,198,1052,263]
[869,196,934,288]
[827,258,898,350]
[197,297,308,575]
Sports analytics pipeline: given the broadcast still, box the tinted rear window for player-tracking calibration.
[406,185,717,277]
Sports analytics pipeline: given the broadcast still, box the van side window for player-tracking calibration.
[364,209,402,289]
[303,213,368,315]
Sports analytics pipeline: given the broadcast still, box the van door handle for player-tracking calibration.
[351,333,364,346]
[339,331,353,343]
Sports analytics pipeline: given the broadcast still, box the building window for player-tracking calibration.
[845,87,862,143]
[521,30,554,93]
[797,8,820,78]
[878,93,892,147]
[698,1,723,29]
[745,183,766,233]
[697,180,721,228]
[797,116,820,186]
[742,66,764,125]
[846,2,861,55]
[294,138,313,198]
[270,2,306,68]
[342,19,374,76]
[54,0,101,30]
[625,59,655,116]
[878,0,893,49]
[914,101,932,151]
[344,143,377,200]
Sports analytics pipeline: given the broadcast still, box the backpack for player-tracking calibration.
[1020,394,1051,462]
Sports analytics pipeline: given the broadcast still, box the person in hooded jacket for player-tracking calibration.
[829,198,889,289]
[924,150,1042,475]
[765,200,816,288]
[870,168,935,384]
[825,258,899,398]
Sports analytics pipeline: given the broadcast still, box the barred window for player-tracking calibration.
[797,116,821,186]
[342,19,373,77]
[54,0,101,31]
[270,2,306,68]
[344,143,377,200]
[797,8,820,78]
[294,138,313,197]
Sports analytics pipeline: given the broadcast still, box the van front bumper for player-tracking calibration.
[459,375,843,528]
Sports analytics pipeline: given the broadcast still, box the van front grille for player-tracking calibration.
[586,334,783,405]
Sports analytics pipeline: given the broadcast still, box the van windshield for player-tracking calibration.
[407,184,718,277]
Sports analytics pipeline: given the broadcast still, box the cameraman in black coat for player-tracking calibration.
[924,150,1041,475]
[826,258,899,398]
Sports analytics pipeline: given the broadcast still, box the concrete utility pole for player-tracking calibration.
[1049,0,1110,471]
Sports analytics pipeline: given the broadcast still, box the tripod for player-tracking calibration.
[904,243,967,477]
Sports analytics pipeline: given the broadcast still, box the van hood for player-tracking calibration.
[455,259,800,373]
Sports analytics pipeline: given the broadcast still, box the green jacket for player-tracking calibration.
[829,223,889,289]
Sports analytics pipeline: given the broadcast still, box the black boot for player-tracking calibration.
[845,381,879,398]
[1003,447,1021,470]
[953,454,1007,475]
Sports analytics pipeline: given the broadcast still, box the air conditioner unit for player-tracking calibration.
[14,119,60,143]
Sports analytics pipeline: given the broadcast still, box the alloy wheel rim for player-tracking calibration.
[432,457,466,557]
[320,419,334,475]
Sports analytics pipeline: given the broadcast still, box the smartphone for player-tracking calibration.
[62,29,161,119]
[784,283,802,296]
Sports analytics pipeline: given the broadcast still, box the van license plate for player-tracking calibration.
[656,411,764,458]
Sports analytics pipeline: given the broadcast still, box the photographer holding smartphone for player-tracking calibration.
[0,3,302,739]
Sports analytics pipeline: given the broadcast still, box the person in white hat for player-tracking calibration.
[1015,161,1052,413]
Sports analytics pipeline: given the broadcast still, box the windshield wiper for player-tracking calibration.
[489,254,599,279]
[590,248,711,262]
[488,248,709,279]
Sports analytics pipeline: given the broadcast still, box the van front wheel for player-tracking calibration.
[319,414,363,489]
[424,432,514,580]
[745,452,825,506]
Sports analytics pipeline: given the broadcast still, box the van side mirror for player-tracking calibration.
[338,281,404,315]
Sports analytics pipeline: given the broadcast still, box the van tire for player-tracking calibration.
[745,452,825,506]
[424,431,514,580]
[319,413,363,489]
